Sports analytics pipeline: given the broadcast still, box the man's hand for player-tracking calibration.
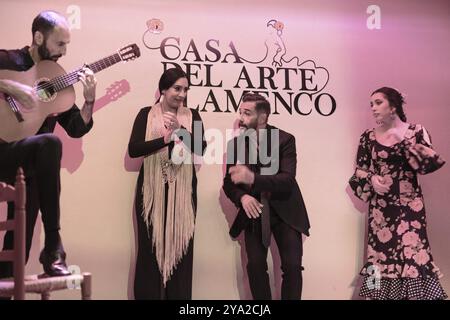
[78,67,97,103]
[229,165,255,185]
[0,80,37,110]
[240,194,263,219]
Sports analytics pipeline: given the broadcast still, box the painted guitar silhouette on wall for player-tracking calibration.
[55,79,131,173]
[0,44,140,143]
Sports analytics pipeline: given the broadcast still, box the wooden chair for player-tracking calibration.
[0,168,92,300]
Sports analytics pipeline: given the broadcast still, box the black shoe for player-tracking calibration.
[39,249,71,277]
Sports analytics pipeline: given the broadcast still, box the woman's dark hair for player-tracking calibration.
[156,67,188,105]
[371,87,407,122]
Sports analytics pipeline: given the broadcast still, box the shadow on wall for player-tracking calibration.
[0,79,132,290]
[55,79,131,174]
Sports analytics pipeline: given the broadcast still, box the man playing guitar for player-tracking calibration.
[0,10,97,281]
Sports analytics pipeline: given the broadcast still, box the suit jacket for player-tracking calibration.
[222,124,310,238]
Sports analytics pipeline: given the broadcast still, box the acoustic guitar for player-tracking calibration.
[0,43,140,143]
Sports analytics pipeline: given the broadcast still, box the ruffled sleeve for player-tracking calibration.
[400,124,446,175]
[349,130,375,202]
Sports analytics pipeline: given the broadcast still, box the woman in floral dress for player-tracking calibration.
[349,87,447,300]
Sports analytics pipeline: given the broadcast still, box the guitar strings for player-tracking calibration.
[36,59,107,91]
[35,53,123,92]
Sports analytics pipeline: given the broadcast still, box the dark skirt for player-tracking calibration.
[133,170,194,300]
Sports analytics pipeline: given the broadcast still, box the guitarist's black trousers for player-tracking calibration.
[0,133,63,278]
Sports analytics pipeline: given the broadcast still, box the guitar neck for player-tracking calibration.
[52,53,123,92]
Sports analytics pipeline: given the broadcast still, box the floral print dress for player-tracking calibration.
[349,124,447,300]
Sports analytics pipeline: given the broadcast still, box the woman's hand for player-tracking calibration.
[162,126,175,144]
[409,143,436,160]
[163,112,180,130]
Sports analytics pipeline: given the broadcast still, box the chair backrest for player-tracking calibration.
[0,168,26,299]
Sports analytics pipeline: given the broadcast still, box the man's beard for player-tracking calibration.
[38,40,62,62]
[239,120,257,131]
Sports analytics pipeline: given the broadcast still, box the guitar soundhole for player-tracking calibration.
[35,79,56,102]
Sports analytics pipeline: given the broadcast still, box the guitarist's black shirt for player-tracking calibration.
[0,46,93,137]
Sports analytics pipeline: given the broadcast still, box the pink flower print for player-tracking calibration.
[372,208,384,224]
[408,198,424,212]
[402,231,420,246]
[400,195,410,206]
[399,180,414,194]
[370,250,387,263]
[370,219,380,233]
[356,186,362,196]
[413,249,430,266]
[405,171,414,178]
[381,175,393,189]
[377,199,387,208]
[411,220,421,229]
[379,164,390,176]
[408,156,420,170]
[367,245,376,258]
[372,149,377,160]
[378,252,387,261]
[378,150,389,159]
[396,220,409,235]
[403,246,415,259]
[361,192,370,202]
[377,227,392,243]
[403,265,419,278]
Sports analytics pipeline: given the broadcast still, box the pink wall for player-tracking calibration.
[1,0,449,299]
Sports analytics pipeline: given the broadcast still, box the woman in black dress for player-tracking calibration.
[129,68,207,299]
[349,87,447,300]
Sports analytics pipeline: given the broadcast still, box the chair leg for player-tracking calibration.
[81,272,92,300]
[41,292,50,300]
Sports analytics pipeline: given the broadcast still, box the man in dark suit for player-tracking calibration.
[223,93,310,300]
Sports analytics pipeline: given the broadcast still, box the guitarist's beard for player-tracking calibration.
[38,40,62,62]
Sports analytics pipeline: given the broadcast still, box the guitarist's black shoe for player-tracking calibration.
[39,249,71,277]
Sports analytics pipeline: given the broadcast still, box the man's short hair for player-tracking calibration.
[242,92,270,116]
[31,11,63,41]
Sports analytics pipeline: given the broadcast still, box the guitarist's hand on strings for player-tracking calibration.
[78,67,97,124]
[78,67,97,104]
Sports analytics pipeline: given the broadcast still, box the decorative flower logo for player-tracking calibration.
[146,18,164,34]
[274,21,284,32]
